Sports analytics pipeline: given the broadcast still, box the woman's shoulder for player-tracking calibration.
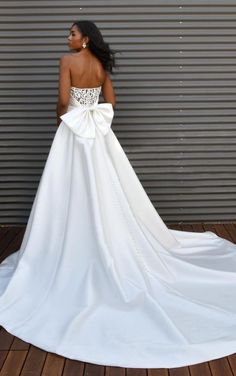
[59,52,86,61]
[58,53,85,68]
[59,52,101,65]
[58,53,73,66]
[59,52,107,85]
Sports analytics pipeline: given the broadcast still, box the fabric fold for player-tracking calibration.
[60,103,114,140]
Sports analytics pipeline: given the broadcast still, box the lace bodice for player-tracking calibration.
[69,86,101,108]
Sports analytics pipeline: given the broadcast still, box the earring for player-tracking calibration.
[82,42,87,48]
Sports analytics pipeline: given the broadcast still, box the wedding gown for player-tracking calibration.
[0,86,236,369]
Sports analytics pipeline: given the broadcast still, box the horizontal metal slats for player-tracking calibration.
[0,0,236,223]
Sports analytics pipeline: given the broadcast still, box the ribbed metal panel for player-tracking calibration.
[0,0,236,224]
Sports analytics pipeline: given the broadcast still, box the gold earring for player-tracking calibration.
[82,42,86,48]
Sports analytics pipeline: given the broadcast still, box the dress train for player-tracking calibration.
[0,86,236,368]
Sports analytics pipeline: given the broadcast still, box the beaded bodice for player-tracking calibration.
[69,86,101,108]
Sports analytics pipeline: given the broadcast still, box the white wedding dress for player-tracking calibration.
[0,86,236,369]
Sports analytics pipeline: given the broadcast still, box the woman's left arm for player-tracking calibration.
[56,55,71,126]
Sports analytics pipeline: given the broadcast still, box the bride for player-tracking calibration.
[0,20,236,369]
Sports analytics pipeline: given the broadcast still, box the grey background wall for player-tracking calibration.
[0,0,236,224]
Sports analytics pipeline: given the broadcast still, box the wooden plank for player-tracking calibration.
[0,352,8,373]
[41,353,65,376]
[126,368,146,376]
[62,358,84,376]
[84,363,105,376]
[180,224,194,232]
[227,353,236,375]
[0,227,19,257]
[0,328,14,351]
[20,346,47,376]
[148,368,168,376]
[213,224,233,242]
[208,357,234,376]
[0,350,28,376]
[0,228,10,250]
[191,223,205,232]
[223,223,236,243]
[169,367,190,375]
[0,227,25,262]
[188,362,212,376]
[10,336,29,351]
[202,223,217,234]
[167,223,181,230]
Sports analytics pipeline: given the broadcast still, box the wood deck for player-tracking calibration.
[0,223,236,376]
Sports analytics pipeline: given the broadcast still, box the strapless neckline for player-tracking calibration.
[71,85,102,90]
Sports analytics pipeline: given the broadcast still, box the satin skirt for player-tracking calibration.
[0,102,236,368]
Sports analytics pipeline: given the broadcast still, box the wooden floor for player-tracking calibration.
[0,223,236,376]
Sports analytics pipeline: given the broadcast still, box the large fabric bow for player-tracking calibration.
[60,103,114,140]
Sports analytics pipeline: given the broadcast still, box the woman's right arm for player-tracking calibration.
[101,72,116,109]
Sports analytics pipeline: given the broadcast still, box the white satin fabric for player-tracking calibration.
[0,86,236,369]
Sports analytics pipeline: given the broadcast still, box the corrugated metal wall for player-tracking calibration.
[0,0,236,224]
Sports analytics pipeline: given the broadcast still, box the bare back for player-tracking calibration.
[69,52,106,88]
[57,51,116,112]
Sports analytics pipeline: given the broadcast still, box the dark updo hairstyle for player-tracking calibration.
[72,20,117,74]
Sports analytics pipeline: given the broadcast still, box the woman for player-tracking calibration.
[0,20,236,369]
[56,21,116,127]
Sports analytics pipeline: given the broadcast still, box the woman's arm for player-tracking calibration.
[56,55,71,126]
[101,72,116,109]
